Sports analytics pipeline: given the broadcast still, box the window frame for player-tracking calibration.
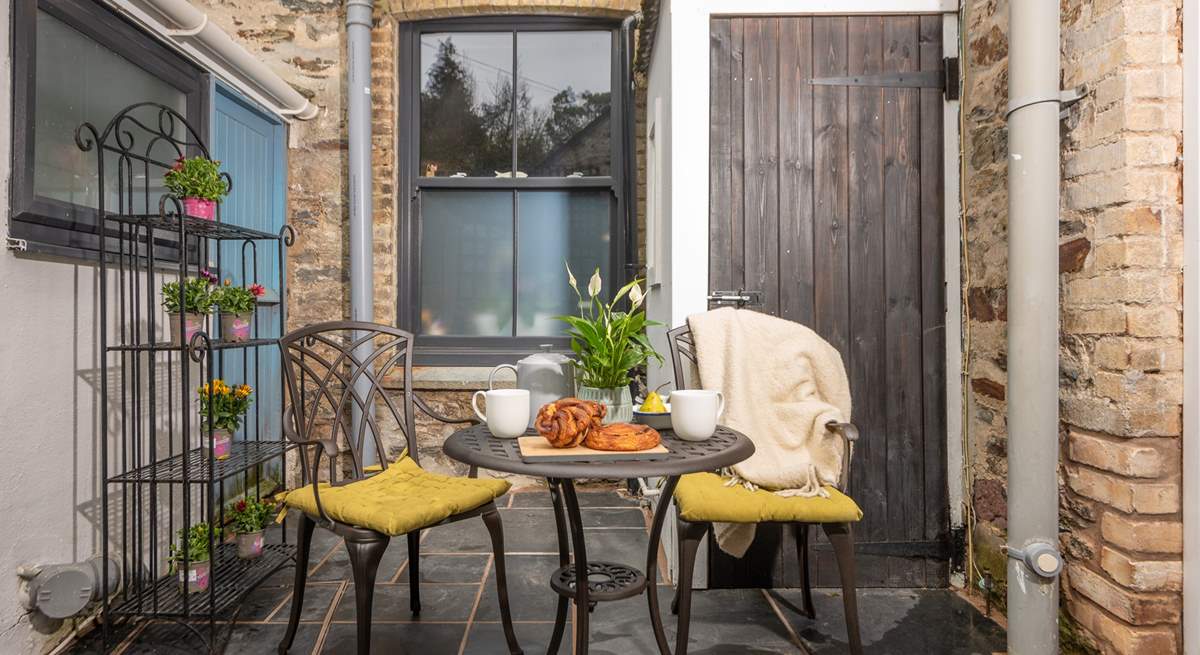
[397,16,632,366]
[9,0,210,260]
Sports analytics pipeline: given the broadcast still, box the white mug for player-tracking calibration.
[670,390,725,441]
[472,389,530,439]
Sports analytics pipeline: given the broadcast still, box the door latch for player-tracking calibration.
[706,289,762,307]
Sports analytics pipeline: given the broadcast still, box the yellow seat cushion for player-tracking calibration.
[674,473,862,524]
[284,456,510,536]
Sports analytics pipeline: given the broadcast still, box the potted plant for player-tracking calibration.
[227,497,276,559]
[164,156,229,220]
[170,523,220,594]
[161,269,217,346]
[557,265,662,423]
[211,280,266,343]
[197,379,253,460]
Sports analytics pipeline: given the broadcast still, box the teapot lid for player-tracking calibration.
[519,344,573,365]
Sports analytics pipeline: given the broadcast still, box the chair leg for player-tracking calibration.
[823,522,862,655]
[482,508,524,655]
[407,530,421,615]
[277,514,315,655]
[794,523,816,619]
[674,519,709,655]
[345,534,390,655]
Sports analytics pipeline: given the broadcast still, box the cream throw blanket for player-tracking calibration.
[687,308,852,558]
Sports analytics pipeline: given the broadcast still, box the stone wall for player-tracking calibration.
[963,0,1184,651]
[203,0,643,487]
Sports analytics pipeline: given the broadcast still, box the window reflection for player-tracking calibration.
[420,33,514,177]
[517,31,612,177]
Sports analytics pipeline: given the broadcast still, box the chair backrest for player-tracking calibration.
[667,324,698,391]
[279,321,417,485]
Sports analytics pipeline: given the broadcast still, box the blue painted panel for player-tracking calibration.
[211,84,286,459]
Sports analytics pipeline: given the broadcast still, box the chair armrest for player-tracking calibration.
[282,406,338,456]
[414,393,481,425]
[826,421,859,493]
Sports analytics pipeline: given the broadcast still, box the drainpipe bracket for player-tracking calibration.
[1002,542,1063,580]
[1004,85,1087,121]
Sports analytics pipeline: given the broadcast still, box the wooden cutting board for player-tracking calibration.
[517,436,669,462]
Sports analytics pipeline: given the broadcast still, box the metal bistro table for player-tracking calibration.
[443,424,754,655]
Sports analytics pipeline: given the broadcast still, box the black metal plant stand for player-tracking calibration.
[79,102,297,652]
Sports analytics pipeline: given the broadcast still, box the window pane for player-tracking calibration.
[516,31,612,177]
[517,191,611,336]
[420,191,514,336]
[420,33,514,178]
[33,10,188,213]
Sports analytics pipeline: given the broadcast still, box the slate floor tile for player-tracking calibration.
[321,621,466,655]
[333,582,479,623]
[464,621,561,655]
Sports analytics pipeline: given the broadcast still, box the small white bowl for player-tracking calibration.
[632,403,672,431]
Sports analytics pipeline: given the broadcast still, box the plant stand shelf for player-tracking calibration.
[110,543,295,618]
[104,211,285,241]
[108,441,296,484]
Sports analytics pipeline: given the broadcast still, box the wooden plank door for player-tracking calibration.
[708,15,948,588]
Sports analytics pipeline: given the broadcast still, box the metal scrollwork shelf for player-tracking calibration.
[84,102,298,652]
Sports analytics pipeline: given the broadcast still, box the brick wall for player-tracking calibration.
[963,0,1184,651]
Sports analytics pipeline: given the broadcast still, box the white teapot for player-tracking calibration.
[489,345,576,428]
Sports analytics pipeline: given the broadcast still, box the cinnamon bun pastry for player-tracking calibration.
[535,398,606,448]
[584,423,661,452]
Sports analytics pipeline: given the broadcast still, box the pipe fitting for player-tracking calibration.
[1003,542,1063,580]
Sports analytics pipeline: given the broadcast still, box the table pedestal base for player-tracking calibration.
[544,476,683,655]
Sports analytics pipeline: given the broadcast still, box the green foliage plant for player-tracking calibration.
[211,280,265,315]
[161,270,217,314]
[227,497,277,534]
[164,156,229,201]
[169,522,220,566]
[556,264,662,390]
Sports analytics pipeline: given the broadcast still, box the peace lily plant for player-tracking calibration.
[557,264,661,423]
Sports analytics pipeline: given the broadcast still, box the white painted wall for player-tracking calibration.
[0,0,110,649]
[1182,0,1197,651]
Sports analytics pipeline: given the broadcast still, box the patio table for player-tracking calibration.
[443,424,753,655]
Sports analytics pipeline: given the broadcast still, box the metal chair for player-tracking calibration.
[666,324,863,655]
[275,321,522,655]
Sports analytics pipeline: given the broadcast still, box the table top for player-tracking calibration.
[442,424,754,479]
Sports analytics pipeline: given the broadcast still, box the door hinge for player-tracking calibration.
[808,56,960,101]
[707,289,762,308]
[943,56,960,101]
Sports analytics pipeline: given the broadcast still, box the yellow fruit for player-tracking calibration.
[641,391,667,413]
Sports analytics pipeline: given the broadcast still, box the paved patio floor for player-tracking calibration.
[72,488,1005,654]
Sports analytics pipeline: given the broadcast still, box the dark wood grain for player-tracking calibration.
[919,14,949,588]
[742,17,781,316]
[812,16,850,357]
[844,14,890,589]
[704,14,947,590]
[709,18,735,296]
[882,16,926,588]
[779,17,815,326]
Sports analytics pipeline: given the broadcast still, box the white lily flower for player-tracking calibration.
[565,261,578,292]
[629,282,644,308]
[587,269,602,297]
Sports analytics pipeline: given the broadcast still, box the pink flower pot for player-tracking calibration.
[203,429,233,461]
[236,530,265,559]
[182,197,216,221]
[168,312,205,346]
[221,312,253,343]
[178,559,210,594]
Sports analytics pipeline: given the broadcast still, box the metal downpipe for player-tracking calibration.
[347,0,376,465]
[1005,0,1064,651]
